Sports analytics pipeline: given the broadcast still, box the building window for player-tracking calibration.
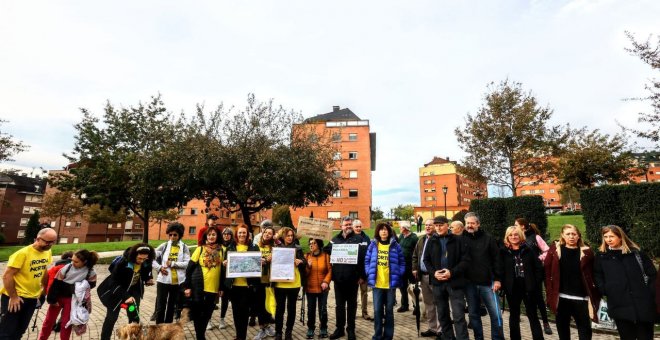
[550,189,555,194]
[331,133,341,142]
[116,222,122,229]
[178,208,185,215]
[349,211,358,219]
[191,208,198,215]
[349,170,358,178]
[135,223,142,229]
[189,226,197,235]
[332,190,341,198]
[108,223,113,229]
[75,221,82,228]
[348,189,358,198]
[73,237,79,244]
[348,133,357,141]
[50,221,56,228]
[19,218,29,227]
[60,237,68,244]
[327,211,341,220]
[25,195,43,203]
[17,230,25,238]
[423,179,435,184]
[348,152,358,160]
[22,206,40,215]
[65,221,72,227]
[424,188,436,193]
[333,170,341,178]
[425,196,436,201]
[125,221,133,229]
[333,152,342,160]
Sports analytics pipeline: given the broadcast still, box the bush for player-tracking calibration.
[582,182,660,255]
[0,232,5,244]
[470,196,547,241]
[558,210,583,216]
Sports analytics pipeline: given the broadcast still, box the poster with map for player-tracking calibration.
[270,247,295,282]
[226,251,262,278]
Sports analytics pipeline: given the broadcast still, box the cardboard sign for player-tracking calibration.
[297,217,334,240]
[329,243,359,264]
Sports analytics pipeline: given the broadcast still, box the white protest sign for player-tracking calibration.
[330,243,359,264]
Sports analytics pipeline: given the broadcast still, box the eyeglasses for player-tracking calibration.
[309,241,316,245]
[38,237,56,245]
[425,224,433,226]
[168,233,179,237]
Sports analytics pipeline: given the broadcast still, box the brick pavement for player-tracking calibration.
[2,263,629,340]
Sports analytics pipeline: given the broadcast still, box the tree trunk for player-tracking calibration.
[142,209,150,243]
[241,206,255,239]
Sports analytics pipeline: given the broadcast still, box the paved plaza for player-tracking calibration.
[0,262,632,340]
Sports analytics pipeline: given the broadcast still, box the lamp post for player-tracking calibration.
[475,190,483,199]
[442,185,448,217]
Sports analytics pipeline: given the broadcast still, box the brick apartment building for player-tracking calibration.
[289,106,376,228]
[630,151,660,183]
[0,173,47,244]
[414,156,487,220]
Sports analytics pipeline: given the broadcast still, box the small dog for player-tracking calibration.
[116,308,189,340]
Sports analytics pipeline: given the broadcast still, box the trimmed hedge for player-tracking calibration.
[582,182,660,256]
[470,195,548,241]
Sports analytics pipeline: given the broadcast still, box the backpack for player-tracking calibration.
[108,255,124,272]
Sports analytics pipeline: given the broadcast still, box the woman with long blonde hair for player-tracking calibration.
[594,225,656,340]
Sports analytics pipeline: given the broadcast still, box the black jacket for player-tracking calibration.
[324,231,367,284]
[464,229,502,285]
[422,233,470,288]
[499,244,543,296]
[97,255,153,311]
[223,243,262,289]
[182,245,223,303]
[593,249,657,323]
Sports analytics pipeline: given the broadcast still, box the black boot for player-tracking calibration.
[328,329,345,340]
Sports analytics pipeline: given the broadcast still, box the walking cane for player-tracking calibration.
[299,293,306,324]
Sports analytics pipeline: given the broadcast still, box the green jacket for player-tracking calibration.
[397,232,419,261]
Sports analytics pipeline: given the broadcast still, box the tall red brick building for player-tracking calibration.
[0,173,47,244]
[289,106,376,228]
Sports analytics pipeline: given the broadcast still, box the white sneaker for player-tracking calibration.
[206,321,215,330]
[254,329,267,340]
[265,325,276,337]
[218,318,227,329]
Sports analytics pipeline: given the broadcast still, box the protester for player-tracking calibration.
[253,219,274,247]
[544,224,600,340]
[500,226,544,340]
[305,238,332,339]
[39,249,98,340]
[43,251,74,333]
[412,219,440,337]
[273,227,306,340]
[515,217,551,335]
[352,219,373,321]
[153,222,191,324]
[254,225,277,340]
[183,226,222,340]
[462,212,504,340]
[396,223,417,313]
[0,228,57,339]
[594,225,657,340]
[417,215,423,233]
[422,215,471,340]
[324,216,367,340]
[365,223,405,340]
[217,227,235,330]
[449,221,464,236]
[97,243,155,340]
[224,223,261,340]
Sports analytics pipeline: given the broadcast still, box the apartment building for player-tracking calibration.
[0,173,47,244]
[414,157,487,220]
[630,151,660,184]
[515,178,563,210]
[289,106,376,228]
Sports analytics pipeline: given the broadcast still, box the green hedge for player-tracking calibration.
[582,182,660,256]
[470,195,547,241]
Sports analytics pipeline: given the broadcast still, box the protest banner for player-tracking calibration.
[329,243,359,264]
[297,216,334,240]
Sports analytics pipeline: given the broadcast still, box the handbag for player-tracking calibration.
[265,286,276,317]
[634,251,649,285]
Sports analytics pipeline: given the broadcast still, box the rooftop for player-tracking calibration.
[305,106,362,123]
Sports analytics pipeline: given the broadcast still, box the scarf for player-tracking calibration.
[202,243,221,268]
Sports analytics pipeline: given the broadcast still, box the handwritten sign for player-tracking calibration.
[270,247,295,282]
[297,217,334,240]
[330,244,359,264]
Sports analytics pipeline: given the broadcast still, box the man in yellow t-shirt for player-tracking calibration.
[0,228,56,339]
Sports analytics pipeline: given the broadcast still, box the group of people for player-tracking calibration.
[1,214,659,340]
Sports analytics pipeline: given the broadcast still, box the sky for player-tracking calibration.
[1,0,659,213]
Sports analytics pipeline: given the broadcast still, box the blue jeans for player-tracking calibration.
[465,283,504,340]
[372,288,395,340]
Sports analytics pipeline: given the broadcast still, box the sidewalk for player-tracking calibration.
[0,251,628,339]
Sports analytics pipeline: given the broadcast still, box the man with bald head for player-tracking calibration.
[0,227,57,339]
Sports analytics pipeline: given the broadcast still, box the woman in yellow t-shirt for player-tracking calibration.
[364,223,405,340]
[224,223,261,340]
[274,227,307,340]
[184,226,222,340]
[254,226,277,339]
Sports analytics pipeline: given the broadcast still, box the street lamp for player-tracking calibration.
[442,185,448,216]
[475,190,483,199]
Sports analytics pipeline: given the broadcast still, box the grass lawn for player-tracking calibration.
[0,239,198,262]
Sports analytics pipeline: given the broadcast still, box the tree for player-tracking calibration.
[150,209,180,240]
[393,204,415,221]
[52,95,194,242]
[558,185,580,210]
[557,128,640,189]
[40,190,85,243]
[371,207,384,221]
[455,79,566,196]
[0,119,28,162]
[625,32,660,145]
[189,94,340,227]
[272,205,294,228]
[24,211,41,245]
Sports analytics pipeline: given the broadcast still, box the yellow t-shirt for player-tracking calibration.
[130,264,142,287]
[375,242,390,289]
[191,247,221,293]
[259,245,272,283]
[168,245,180,284]
[232,244,249,287]
[0,246,52,298]
[275,267,301,289]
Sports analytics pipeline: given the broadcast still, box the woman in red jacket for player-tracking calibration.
[543,224,600,340]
